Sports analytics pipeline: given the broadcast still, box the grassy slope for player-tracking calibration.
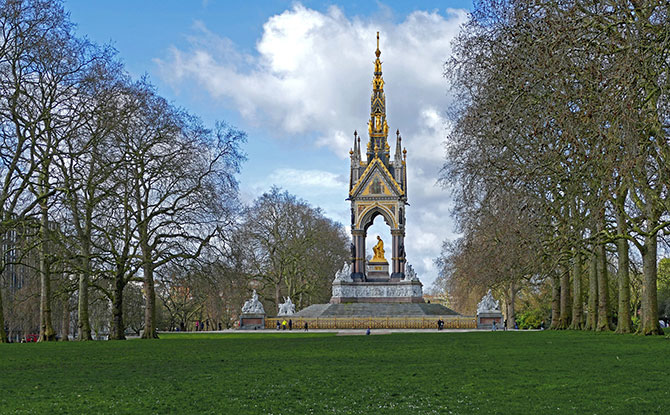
[1,331,668,414]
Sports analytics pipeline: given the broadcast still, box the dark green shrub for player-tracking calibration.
[517,309,544,329]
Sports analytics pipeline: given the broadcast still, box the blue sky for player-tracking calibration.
[63,1,474,288]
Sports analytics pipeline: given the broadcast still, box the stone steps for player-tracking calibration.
[293,302,459,318]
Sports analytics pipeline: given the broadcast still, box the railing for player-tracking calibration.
[265,316,477,330]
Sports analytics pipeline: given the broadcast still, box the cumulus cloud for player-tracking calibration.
[156,3,467,286]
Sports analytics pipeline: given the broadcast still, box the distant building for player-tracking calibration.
[1,217,62,341]
[2,219,39,291]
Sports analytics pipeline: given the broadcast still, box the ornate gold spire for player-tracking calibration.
[373,32,384,91]
[368,31,389,162]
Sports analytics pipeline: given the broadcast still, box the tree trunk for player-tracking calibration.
[585,250,598,330]
[61,299,70,341]
[77,271,92,340]
[77,236,93,340]
[38,199,56,342]
[0,286,6,343]
[569,250,584,329]
[506,282,516,330]
[640,232,661,335]
[141,263,158,339]
[109,272,126,340]
[550,272,560,329]
[596,241,610,331]
[557,266,570,329]
[614,189,631,333]
[138,216,158,339]
[615,234,632,334]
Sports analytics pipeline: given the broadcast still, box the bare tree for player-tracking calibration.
[442,0,669,335]
[241,188,349,311]
[54,57,125,341]
[0,0,96,342]
[113,81,245,339]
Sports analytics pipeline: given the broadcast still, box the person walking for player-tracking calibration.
[288,319,293,330]
[276,320,281,331]
[366,327,371,335]
[282,320,287,330]
[304,322,308,331]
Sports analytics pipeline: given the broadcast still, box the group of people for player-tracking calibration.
[189,320,223,332]
[275,319,310,331]
[276,319,293,330]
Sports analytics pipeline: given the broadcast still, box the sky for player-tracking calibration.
[63,0,473,289]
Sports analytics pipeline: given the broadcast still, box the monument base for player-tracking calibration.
[477,312,503,329]
[239,313,265,330]
[366,261,390,280]
[330,280,423,304]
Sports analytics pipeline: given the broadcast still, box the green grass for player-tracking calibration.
[1,330,668,414]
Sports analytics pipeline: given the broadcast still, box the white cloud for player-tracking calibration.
[156,3,468,286]
[267,168,345,189]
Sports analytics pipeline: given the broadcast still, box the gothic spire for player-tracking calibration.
[394,129,402,163]
[352,130,361,163]
[367,31,389,163]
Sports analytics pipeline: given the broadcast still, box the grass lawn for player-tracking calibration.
[1,330,668,414]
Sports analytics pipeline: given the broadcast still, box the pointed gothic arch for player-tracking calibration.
[358,204,396,232]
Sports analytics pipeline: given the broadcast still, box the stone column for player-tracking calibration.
[352,230,366,281]
[391,230,405,279]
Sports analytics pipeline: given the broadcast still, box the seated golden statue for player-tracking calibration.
[371,235,386,262]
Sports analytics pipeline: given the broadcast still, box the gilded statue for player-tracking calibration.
[372,235,386,262]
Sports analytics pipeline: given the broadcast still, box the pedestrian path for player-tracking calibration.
[160,328,534,335]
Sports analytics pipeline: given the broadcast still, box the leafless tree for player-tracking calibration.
[442,0,669,335]
[240,188,349,311]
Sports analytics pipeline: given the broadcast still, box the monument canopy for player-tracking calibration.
[329,32,424,305]
[347,32,409,283]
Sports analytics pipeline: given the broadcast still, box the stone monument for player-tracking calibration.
[476,290,503,329]
[294,33,459,321]
[239,290,265,330]
[329,32,423,304]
